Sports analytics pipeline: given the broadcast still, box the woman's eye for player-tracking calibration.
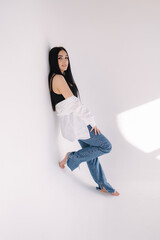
[58,57,69,59]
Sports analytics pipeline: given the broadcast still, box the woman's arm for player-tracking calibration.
[56,75,96,127]
[53,75,74,99]
[72,100,96,127]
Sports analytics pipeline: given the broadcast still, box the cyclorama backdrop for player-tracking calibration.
[0,0,160,240]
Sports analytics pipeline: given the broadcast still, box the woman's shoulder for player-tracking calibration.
[51,73,73,89]
[51,73,65,85]
[51,73,63,79]
[51,74,70,93]
[52,74,66,84]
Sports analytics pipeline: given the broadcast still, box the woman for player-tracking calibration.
[48,46,120,196]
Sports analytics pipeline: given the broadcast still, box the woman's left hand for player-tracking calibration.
[90,125,101,135]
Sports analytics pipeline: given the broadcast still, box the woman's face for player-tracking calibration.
[58,50,69,74]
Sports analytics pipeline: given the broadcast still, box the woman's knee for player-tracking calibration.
[100,142,112,153]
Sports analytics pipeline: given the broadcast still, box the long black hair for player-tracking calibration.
[48,46,81,111]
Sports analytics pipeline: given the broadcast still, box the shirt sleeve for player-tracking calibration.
[71,97,97,127]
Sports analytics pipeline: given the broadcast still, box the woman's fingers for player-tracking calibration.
[95,128,101,135]
[90,126,101,135]
[90,126,96,132]
[90,128,93,132]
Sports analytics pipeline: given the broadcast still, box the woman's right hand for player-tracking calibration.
[90,125,101,135]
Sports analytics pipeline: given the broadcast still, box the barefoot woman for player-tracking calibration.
[48,46,120,196]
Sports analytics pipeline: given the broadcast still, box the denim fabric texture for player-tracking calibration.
[66,124,115,193]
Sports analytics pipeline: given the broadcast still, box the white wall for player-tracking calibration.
[0,0,160,239]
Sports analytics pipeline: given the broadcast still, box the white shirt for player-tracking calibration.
[55,95,96,142]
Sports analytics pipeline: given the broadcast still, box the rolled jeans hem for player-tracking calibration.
[66,152,79,171]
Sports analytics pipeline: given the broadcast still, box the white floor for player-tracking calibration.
[1,160,159,240]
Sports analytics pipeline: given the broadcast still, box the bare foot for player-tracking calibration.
[101,186,120,196]
[59,152,70,169]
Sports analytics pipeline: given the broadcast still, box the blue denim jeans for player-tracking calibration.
[66,124,115,193]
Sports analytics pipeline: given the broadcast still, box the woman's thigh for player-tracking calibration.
[78,139,89,149]
[78,124,112,148]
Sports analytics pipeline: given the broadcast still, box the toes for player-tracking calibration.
[59,162,65,168]
[112,191,120,196]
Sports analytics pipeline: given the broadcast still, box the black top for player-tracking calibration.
[50,73,77,106]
